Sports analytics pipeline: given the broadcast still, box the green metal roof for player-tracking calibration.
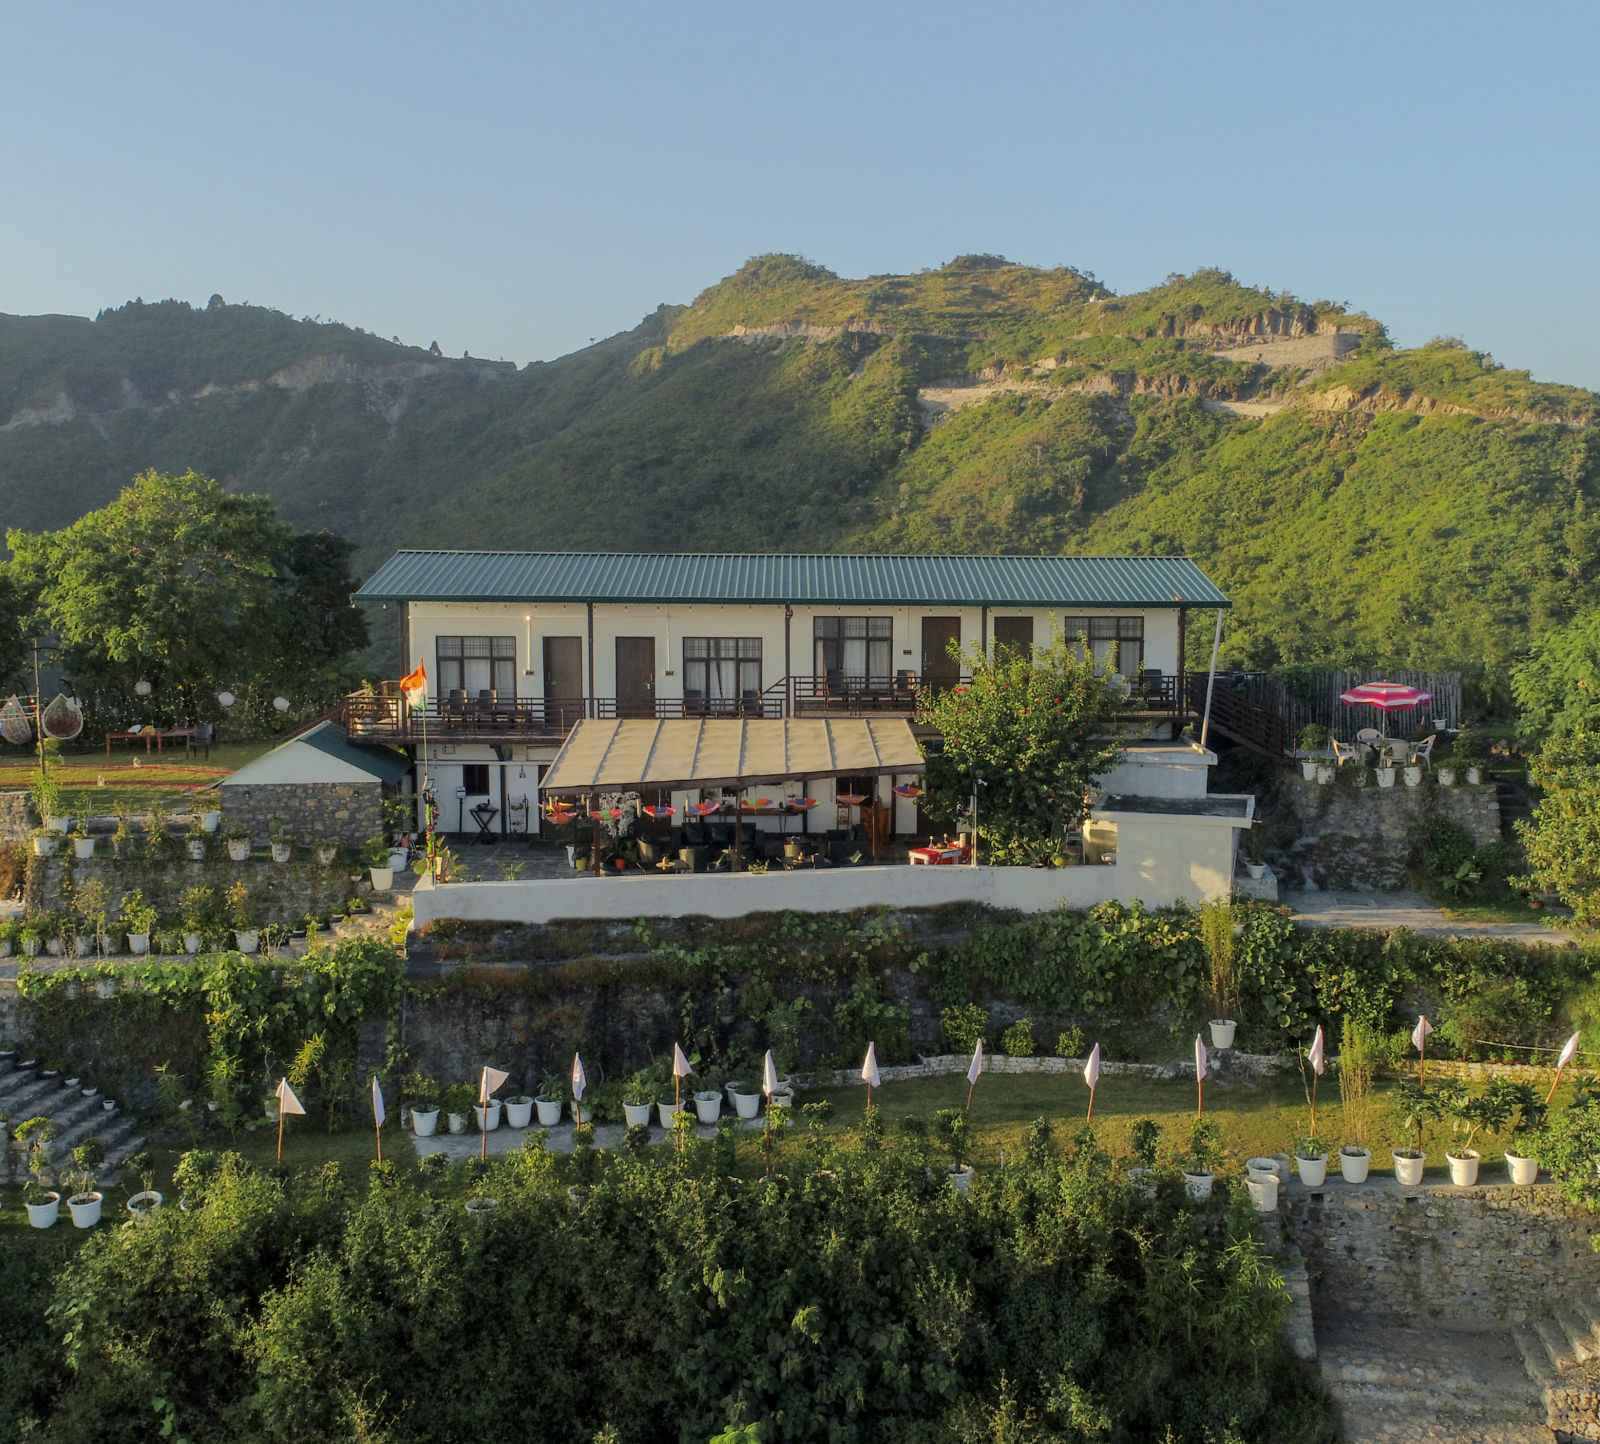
[356,552,1229,608]
[298,722,413,784]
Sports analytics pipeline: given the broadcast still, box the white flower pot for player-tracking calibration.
[463,1197,497,1216]
[369,866,394,891]
[187,841,206,861]
[1315,765,1334,785]
[271,842,292,863]
[127,932,149,955]
[1506,1152,1538,1184]
[68,1192,103,1228]
[26,1193,60,1229]
[1182,1171,1214,1200]
[1301,761,1318,781]
[1402,765,1423,788]
[81,1085,98,1097]
[1447,1151,1480,1186]
[536,1097,563,1126]
[1245,862,1266,880]
[1246,1174,1279,1212]
[74,837,95,859]
[388,851,408,872]
[227,839,250,861]
[411,1106,438,1136]
[234,929,259,954]
[102,1099,116,1113]
[474,1101,501,1132]
[657,1099,682,1129]
[1209,1019,1237,1050]
[1296,1154,1328,1187]
[505,1098,534,1128]
[949,1165,974,1193]
[126,1190,163,1219]
[1127,1166,1157,1197]
[184,932,202,954]
[72,936,93,957]
[1393,1151,1425,1186]
[33,835,57,856]
[729,1088,762,1120]
[201,811,220,832]
[95,979,114,998]
[1466,766,1483,785]
[623,1102,654,1128]
[1438,767,1456,786]
[1377,768,1396,788]
[1246,1157,1279,1180]
[693,1090,722,1124]
[1339,1146,1372,1184]
[48,815,70,833]
[447,1111,467,1134]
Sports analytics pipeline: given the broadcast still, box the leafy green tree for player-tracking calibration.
[917,633,1127,863]
[1517,729,1600,925]
[0,563,27,689]
[6,470,366,722]
[1512,609,1600,741]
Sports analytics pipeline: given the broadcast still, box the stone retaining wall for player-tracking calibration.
[221,780,384,848]
[0,792,32,842]
[1279,1176,1600,1330]
[799,1049,1285,1088]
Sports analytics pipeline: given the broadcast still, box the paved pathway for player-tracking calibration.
[1283,890,1569,945]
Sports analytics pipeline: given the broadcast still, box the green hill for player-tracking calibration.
[2,259,1597,690]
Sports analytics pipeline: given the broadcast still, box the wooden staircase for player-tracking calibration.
[1184,675,1297,761]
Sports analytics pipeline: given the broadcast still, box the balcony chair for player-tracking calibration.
[444,689,466,726]
[1331,738,1359,767]
[1410,734,1436,769]
[1139,669,1165,704]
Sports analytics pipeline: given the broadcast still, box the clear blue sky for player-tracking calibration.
[5,1,1597,387]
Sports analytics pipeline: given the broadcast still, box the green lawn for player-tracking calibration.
[0,740,275,814]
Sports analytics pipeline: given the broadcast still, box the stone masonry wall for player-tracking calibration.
[0,791,33,842]
[1279,1177,1600,1330]
[1274,774,1501,891]
[222,780,384,848]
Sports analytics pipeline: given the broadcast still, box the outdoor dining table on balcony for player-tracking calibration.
[908,842,968,866]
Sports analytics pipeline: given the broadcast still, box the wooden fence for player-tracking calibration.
[1228,669,1461,743]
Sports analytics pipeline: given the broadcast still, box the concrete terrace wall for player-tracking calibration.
[221,780,383,848]
[1280,1178,1600,1330]
[1275,775,1501,891]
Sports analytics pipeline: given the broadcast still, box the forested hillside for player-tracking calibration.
[3,257,1598,687]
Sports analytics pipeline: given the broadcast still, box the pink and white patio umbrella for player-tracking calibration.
[1338,680,1433,711]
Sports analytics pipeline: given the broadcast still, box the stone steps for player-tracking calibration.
[0,1056,146,1187]
[1513,1304,1600,1438]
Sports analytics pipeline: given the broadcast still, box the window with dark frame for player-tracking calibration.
[461,763,490,795]
[992,615,1035,659]
[814,616,892,680]
[1060,616,1144,675]
[436,636,516,697]
[682,638,761,703]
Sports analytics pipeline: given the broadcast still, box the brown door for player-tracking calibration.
[993,615,1034,660]
[921,616,962,693]
[543,636,584,729]
[615,636,657,717]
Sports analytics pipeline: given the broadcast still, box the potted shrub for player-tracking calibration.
[504,1093,534,1128]
[1293,1134,1328,1188]
[185,818,209,861]
[120,889,158,955]
[73,815,95,859]
[1435,1079,1512,1187]
[934,1107,974,1192]
[535,1074,565,1127]
[693,1084,723,1125]
[1182,1117,1222,1200]
[727,1076,762,1120]
[405,1074,440,1136]
[123,1150,162,1218]
[1127,1116,1161,1195]
[67,1138,105,1227]
[1498,1080,1545,1184]
[622,1070,656,1129]
[441,1081,475,1134]
[31,826,58,857]
[0,919,14,958]
[23,1154,60,1229]
[314,838,338,865]
[269,820,294,863]
[181,886,213,954]
[110,816,135,859]
[20,920,42,957]
[224,880,259,954]
[1299,723,1327,780]
[1376,758,1397,788]
[1454,726,1490,785]
[1390,1079,1432,1185]
[362,837,394,891]
[1337,1018,1376,1184]
[1200,901,1238,1049]
[222,821,251,862]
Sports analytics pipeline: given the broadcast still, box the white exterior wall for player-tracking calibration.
[1095,742,1216,799]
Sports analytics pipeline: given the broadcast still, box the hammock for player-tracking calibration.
[0,695,30,746]
[40,694,83,741]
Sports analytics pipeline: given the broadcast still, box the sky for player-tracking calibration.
[4,1,1598,387]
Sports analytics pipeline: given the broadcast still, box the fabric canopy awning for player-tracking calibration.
[540,717,926,795]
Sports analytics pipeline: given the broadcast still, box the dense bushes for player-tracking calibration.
[33,1132,1330,1444]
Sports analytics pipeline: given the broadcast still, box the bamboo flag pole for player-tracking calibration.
[1307,1026,1326,1139]
[371,1076,385,1164]
[1195,1035,1207,1118]
[1547,1032,1582,1105]
[479,1065,508,1162]
[762,1049,779,1174]
[672,1043,692,1151]
[275,1078,306,1166]
[965,1040,984,1111]
[571,1052,587,1130]
[1083,1043,1101,1123]
[1413,1015,1433,1091]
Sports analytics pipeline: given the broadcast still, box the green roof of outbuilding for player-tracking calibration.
[297,722,413,784]
[355,552,1229,608]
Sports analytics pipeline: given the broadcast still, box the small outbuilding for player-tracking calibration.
[220,721,412,847]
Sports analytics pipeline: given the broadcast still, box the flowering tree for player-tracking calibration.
[916,633,1128,863]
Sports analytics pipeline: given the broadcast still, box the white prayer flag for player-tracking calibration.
[672,1043,693,1078]
[371,1076,386,1127]
[1308,1025,1325,1077]
[1083,1043,1101,1091]
[967,1039,984,1086]
[1412,1015,1433,1053]
[1195,1035,1208,1082]
[762,1049,779,1098]
[571,1052,587,1102]
[276,1078,306,1116]
[861,1042,880,1089]
[479,1065,509,1105]
[1559,1032,1582,1068]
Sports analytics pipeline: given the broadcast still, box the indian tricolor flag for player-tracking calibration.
[400,661,428,713]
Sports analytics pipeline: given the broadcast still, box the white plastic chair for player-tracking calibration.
[1410,734,1436,769]
[1331,738,1359,767]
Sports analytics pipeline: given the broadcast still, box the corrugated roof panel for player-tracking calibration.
[356,552,1229,607]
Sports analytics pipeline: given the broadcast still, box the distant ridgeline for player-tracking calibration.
[2,258,1599,689]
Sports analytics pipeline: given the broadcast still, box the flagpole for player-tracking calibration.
[1086,1085,1095,1124]
[277,1104,285,1166]
[1311,1071,1317,1139]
